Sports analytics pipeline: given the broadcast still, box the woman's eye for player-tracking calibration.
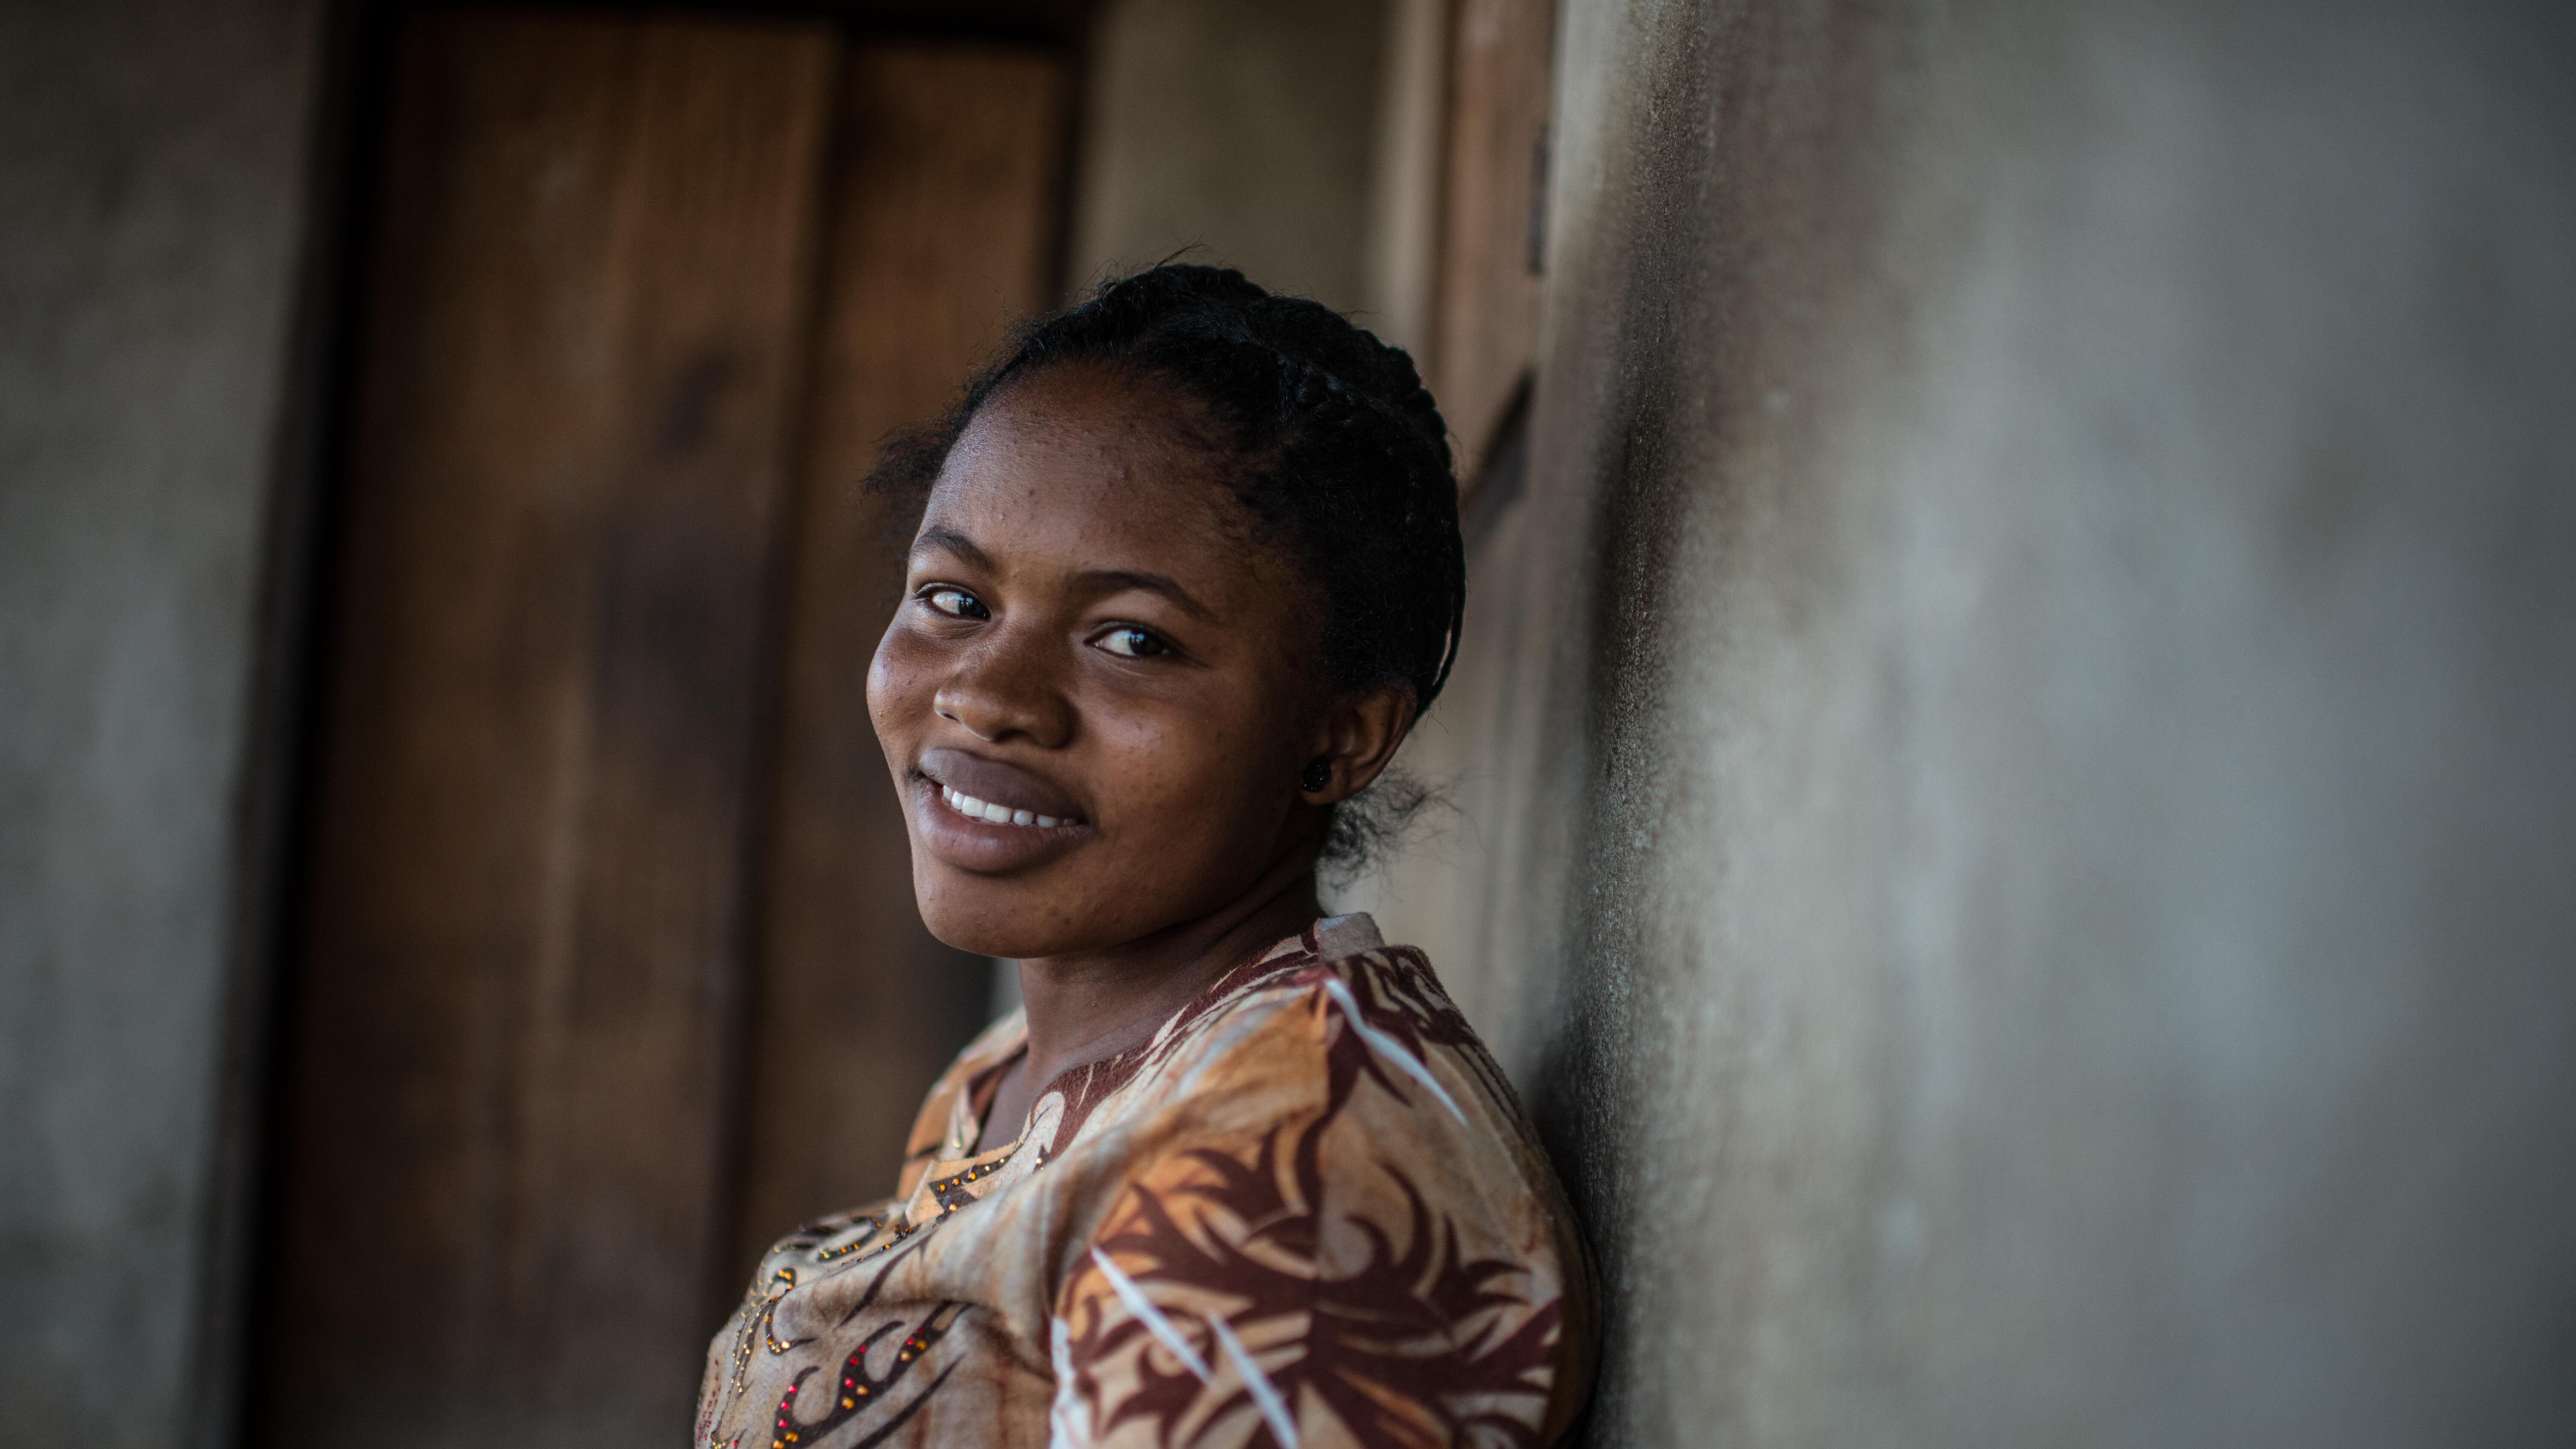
[1095,626,1169,659]
[921,586,988,620]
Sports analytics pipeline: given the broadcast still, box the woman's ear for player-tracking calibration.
[1298,685,1417,803]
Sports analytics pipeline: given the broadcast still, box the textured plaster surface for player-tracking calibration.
[1351,0,2576,1442]
[1066,0,1390,311]
[0,1,323,1441]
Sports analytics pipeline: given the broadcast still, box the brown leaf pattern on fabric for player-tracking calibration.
[1068,1127,1562,1448]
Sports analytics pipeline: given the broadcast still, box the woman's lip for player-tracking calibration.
[910,775,1091,874]
[917,745,1084,821]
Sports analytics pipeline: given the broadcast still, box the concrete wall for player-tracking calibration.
[0,1,326,1443]
[1065,0,1390,313]
[1352,0,2576,1441]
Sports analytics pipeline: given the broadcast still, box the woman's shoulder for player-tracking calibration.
[1074,914,1537,1163]
[1156,912,1463,1045]
[1200,914,1492,1060]
[1057,916,1599,1446]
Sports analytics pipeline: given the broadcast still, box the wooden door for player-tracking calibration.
[1432,0,1554,483]
[259,14,1067,1446]
[733,42,1069,1275]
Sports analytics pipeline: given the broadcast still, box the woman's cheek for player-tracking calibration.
[1114,707,1269,843]
[866,625,930,742]
[1119,708,1238,806]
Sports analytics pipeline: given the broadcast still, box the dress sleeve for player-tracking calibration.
[1044,968,1573,1449]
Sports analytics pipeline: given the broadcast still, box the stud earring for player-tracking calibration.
[1301,758,1332,792]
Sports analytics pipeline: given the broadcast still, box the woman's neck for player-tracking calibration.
[981,863,1322,1151]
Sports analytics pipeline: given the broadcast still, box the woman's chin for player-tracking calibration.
[911,854,1190,962]
[912,887,1085,962]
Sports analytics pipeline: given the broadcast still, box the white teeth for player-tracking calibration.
[939,784,1075,829]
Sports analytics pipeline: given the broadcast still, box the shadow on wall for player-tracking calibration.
[1349,3,2576,1447]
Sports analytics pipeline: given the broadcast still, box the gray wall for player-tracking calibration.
[0,1,325,1442]
[1349,0,2576,1441]
[1066,0,1390,312]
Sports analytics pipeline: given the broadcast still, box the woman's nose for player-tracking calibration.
[932,634,1073,748]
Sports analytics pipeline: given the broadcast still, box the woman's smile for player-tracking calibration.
[936,784,1074,831]
[907,774,1090,873]
[909,745,1094,874]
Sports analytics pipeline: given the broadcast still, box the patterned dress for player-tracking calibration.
[696,914,1595,1449]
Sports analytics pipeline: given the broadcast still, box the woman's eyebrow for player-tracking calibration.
[910,525,992,569]
[1076,568,1215,623]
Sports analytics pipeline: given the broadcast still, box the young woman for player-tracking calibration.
[697,266,1595,1449]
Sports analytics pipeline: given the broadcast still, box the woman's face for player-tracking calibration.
[868,365,1333,959]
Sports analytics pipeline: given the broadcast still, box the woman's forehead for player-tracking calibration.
[924,374,1256,574]
[942,384,1215,493]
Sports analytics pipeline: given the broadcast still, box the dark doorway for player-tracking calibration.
[255,11,1070,1443]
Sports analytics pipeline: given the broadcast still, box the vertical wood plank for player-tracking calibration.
[263,14,836,1445]
[733,42,1072,1271]
[1432,0,1554,481]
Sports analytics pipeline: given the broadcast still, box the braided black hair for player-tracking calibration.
[870,264,1465,874]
